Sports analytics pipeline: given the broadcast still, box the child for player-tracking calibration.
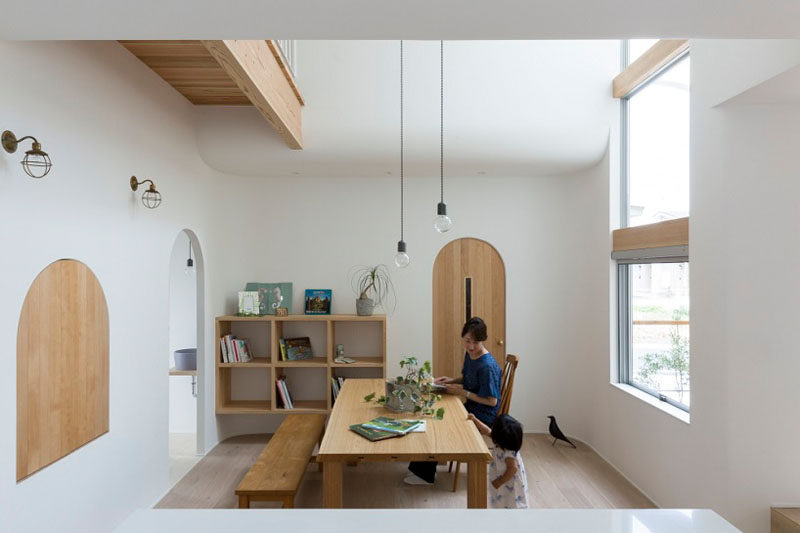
[468,413,530,508]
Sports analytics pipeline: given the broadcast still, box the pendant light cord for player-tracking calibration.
[440,40,444,204]
[400,40,405,243]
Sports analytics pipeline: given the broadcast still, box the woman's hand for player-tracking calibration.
[434,376,451,385]
[444,383,464,396]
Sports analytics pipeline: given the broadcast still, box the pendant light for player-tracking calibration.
[394,40,410,268]
[184,238,194,276]
[433,40,453,233]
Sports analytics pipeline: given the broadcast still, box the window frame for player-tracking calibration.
[615,39,691,412]
[620,44,690,229]
[616,255,690,413]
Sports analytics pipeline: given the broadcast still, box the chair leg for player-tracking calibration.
[451,461,461,492]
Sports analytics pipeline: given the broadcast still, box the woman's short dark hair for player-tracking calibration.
[461,317,487,342]
[491,414,523,452]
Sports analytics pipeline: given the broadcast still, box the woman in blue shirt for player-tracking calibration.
[405,316,502,485]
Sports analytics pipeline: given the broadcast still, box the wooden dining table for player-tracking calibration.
[317,378,492,508]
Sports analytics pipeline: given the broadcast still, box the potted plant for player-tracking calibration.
[350,264,396,316]
[364,356,445,419]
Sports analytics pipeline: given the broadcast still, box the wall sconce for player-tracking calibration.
[129,176,162,209]
[2,129,52,178]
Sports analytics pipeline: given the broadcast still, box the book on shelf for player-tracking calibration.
[331,377,340,400]
[282,337,313,361]
[276,375,294,409]
[349,424,402,442]
[279,338,287,361]
[220,334,253,363]
[220,338,228,362]
[359,416,423,435]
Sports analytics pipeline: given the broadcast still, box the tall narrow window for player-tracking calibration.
[627,56,690,227]
[615,40,690,412]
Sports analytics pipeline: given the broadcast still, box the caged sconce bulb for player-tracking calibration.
[2,129,52,178]
[130,176,162,209]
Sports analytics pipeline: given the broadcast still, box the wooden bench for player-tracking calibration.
[235,414,327,509]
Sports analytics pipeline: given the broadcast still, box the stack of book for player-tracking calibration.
[219,334,253,363]
[275,375,294,409]
[349,416,423,442]
[278,336,313,361]
[330,376,345,402]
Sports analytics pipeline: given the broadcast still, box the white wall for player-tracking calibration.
[206,158,612,439]
[169,231,197,434]
[582,40,800,533]
[0,42,216,532]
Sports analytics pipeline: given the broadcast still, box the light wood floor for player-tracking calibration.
[156,433,655,509]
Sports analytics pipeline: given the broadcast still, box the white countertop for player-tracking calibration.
[115,509,740,533]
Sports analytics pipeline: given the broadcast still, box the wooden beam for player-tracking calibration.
[613,217,688,252]
[202,40,303,149]
[613,40,689,98]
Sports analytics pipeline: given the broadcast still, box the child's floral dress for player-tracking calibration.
[488,447,530,508]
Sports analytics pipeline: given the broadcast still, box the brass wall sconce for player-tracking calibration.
[2,129,52,178]
[129,176,162,209]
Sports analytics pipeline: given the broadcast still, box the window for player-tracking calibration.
[626,55,690,227]
[615,40,690,412]
[618,260,690,409]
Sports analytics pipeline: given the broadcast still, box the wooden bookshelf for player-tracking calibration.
[215,314,386,415]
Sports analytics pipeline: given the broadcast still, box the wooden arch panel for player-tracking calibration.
[17,259,109,481]
[432,238,506,379]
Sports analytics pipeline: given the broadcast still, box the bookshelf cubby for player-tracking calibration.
[215,314,386,414]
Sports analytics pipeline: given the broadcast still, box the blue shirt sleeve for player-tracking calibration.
[477,360,500,400]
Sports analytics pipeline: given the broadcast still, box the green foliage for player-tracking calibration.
[636,308,690,402]
[364,356,445,419]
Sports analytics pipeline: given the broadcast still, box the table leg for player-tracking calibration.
[467,461,487,509]
[323,461,343,508]
[238,494,250,509]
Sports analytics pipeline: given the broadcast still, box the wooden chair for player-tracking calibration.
[451,353,519,492]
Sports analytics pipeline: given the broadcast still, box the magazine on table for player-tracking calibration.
[349,424,402,442]
[359,416,423,435]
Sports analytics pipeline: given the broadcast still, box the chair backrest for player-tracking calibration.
[497,354,519,416]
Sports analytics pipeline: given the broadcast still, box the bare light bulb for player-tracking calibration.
[394,240,410,268]
[434,202,452,233]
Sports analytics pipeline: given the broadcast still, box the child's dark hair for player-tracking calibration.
[461,317,488,342]
[491,414,523,452]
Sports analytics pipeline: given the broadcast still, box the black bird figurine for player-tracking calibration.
[547,415,577,449]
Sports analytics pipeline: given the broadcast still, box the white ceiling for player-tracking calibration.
[196,40,619,178]
[1,1,799,39]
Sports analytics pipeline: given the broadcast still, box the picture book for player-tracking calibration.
[283,337,313,360]
[349,424,402,442]
[359,416,423,435]
[304,289,332,314]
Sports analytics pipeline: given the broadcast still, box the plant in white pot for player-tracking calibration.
[350,264,396,317]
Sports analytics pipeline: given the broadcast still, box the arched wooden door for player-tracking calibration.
[432,238,506,378]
